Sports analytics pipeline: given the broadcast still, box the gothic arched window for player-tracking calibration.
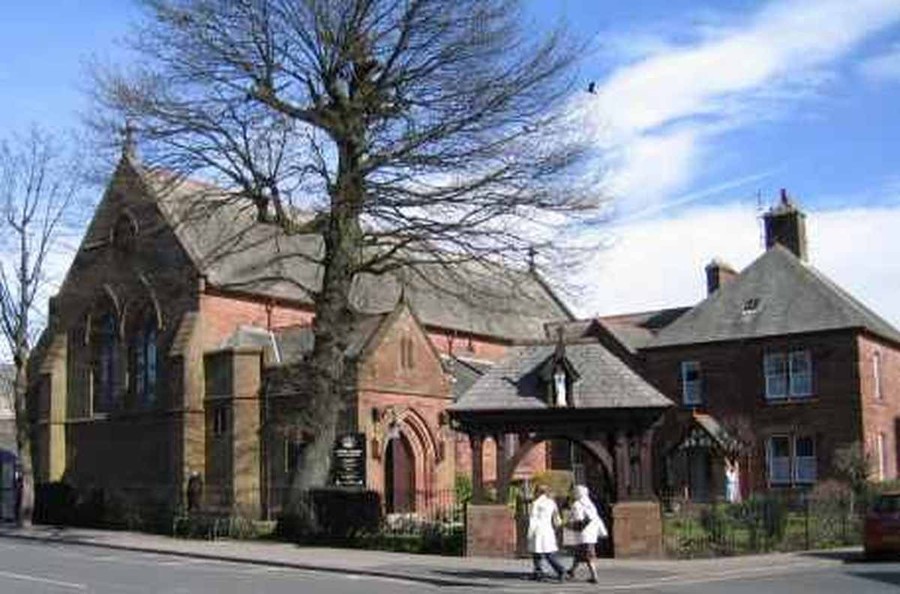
[131,313,158,407]
[93,312,119,414]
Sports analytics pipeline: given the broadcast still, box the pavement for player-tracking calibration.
[0,524,869,590]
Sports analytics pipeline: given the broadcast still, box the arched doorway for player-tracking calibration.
[385,433,416,513]
[503,437,616,557]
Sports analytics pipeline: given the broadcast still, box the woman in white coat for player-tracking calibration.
[527,484,565,581]
[565,484,606,583]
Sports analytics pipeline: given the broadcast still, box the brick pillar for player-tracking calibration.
[231,348,262,518]
[33,332,67,483]
[203,347,262,518]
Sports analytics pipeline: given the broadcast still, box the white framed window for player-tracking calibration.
[764,353,788,399]
[767,435,817,486]
[874,351,883,401]
[680,361,702,405]
[794,436,817,484]
[789,350,812,396]
[767,435,792,485]
[553,368,568,407]
[764,350,813,400]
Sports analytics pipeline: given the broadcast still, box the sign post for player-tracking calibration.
[332,433,366,488]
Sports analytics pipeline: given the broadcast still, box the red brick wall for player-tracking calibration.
[858,334,900,480]
[355,306,454,498]
[427,330,509,362]
[199,292,314,348]
[642,330,864,493]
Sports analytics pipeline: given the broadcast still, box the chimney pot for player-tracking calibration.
[705,259,737,295]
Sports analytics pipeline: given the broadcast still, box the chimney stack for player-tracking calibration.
[763,189,807,261]
[705,259,737,295]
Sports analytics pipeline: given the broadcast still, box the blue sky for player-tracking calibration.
[2,0,900,327]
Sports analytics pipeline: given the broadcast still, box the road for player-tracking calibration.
[0,537,898,593]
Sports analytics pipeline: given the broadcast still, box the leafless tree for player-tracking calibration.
[0,128,83,524]
[94,0,604,490]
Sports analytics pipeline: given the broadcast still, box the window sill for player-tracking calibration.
[764,395,817,405]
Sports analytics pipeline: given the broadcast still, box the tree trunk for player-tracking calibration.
[13,352,34,526]
[294,137,364,491]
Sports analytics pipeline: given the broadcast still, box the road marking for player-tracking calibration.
[0,569,87,590]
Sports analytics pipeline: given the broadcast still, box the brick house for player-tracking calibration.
[593,193,900,501]
[26,149,568,518]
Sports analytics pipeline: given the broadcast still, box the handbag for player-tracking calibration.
[568,517,589,531]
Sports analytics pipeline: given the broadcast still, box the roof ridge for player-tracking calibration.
[651,245,900,347]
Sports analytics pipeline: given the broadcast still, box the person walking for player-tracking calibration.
[527,484,566,582]
[565,484,606,583]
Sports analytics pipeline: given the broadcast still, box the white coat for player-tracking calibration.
[571,485,607,545]
[527,494,560,554]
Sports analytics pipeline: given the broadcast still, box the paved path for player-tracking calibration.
[0,525,888,592]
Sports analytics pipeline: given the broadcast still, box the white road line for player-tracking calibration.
[0,569,87,590]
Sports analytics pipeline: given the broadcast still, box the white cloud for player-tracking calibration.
[577,201,900,330]
[859,43,900,82]
[583,0,900,210]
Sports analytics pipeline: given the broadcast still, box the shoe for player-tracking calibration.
[557,573,567,583]
[529,573,545,581]
[565,569,575,579]
[588,577,598,584]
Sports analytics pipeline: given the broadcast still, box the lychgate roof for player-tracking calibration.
[651,245,900,347]
[137,166,571,341]
[450,340,672,412]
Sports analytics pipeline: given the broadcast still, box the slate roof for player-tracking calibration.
[651,245,900,347]
[595,308,691,352]
[451,341,672,412]
[269,314,387,365]
[442,355,493,400]
[138,166,571,341]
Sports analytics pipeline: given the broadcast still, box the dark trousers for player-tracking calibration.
[532,552,564,577]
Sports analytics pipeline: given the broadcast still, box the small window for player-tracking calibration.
[212,406,228,436]
[553,368,567,407]
[874,351,883,401]
[284,438,304,475]
[680,361,702,405]
[400,337,415,370]
[876,433,887,481]
[742,298,760,315]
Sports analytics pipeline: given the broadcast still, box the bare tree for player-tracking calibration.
[94,0,603,490]
[0,128,83,524]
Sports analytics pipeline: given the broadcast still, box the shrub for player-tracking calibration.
[34,482,77,525]
[277,488,381,541]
